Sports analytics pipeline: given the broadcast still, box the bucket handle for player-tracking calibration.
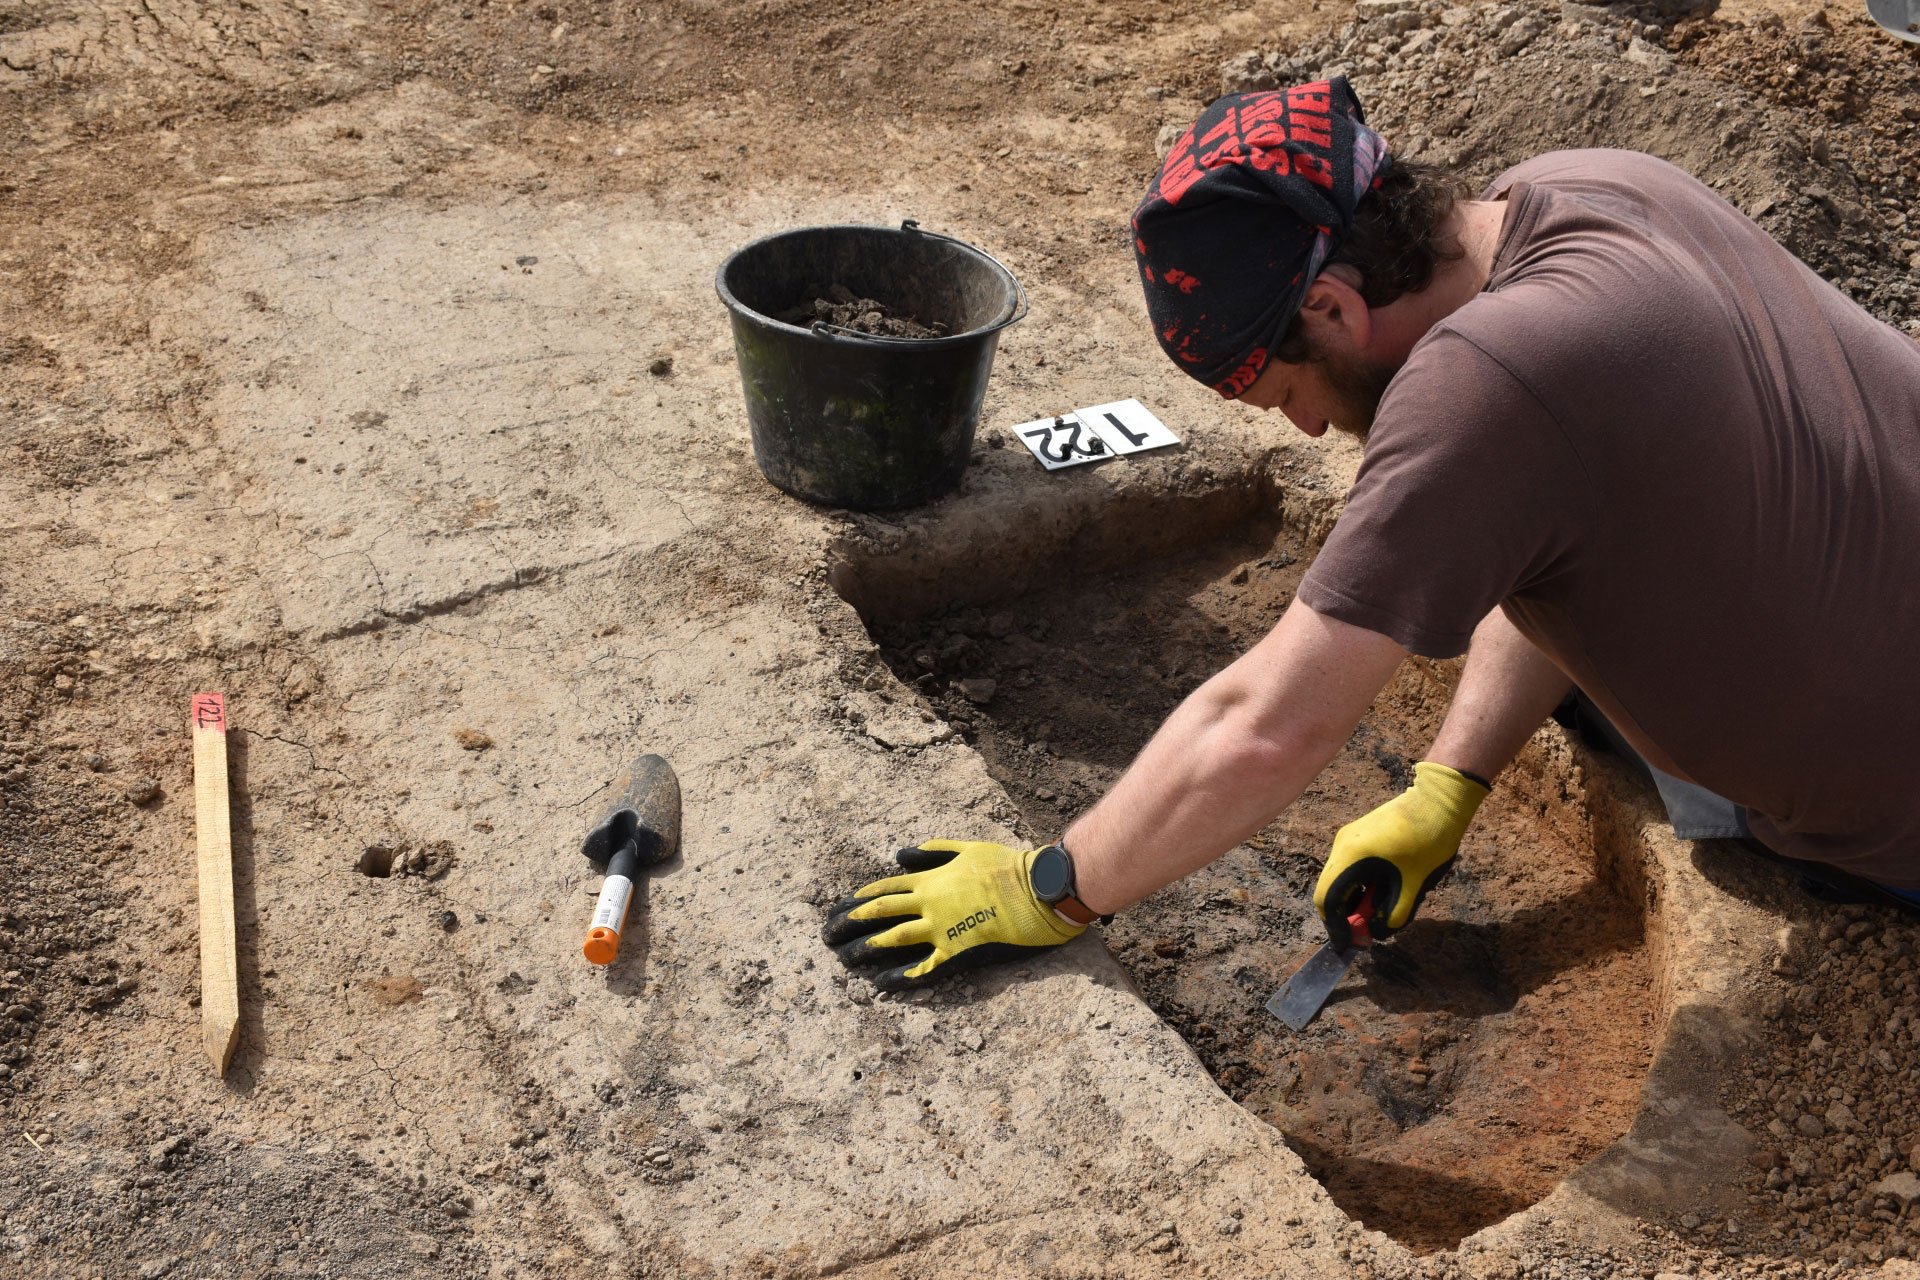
[806,220,1030,345]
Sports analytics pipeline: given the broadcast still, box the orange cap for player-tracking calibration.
[584,927,621,966]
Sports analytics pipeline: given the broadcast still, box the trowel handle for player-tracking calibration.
[578,754,680,967]
[583,837,642,966]
[1348,887,1377,950]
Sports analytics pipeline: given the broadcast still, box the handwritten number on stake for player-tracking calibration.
[191,693,227,732]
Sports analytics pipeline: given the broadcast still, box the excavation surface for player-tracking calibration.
[868,515,1659,1251]
[5,0,1920,1275]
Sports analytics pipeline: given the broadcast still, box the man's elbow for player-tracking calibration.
[1190,682,1348,784]
[1181,602,1399,785]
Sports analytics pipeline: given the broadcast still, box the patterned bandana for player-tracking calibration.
[1131,78,1392,399]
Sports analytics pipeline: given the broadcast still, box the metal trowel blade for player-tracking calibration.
[1265,941,1359,1031]
[1867,0,1920,43]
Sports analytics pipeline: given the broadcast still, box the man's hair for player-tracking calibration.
[1272,159,1471,364]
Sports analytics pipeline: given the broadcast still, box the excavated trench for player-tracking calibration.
[835,478,1666,1252]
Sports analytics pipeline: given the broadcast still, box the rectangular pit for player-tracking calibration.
[832,474,1662,1251]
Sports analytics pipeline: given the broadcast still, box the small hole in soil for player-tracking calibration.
[356,845,396,878]
[843,497,1662,1252]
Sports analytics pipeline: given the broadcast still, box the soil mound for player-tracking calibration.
[1222,0,1920,334]
[780,284,948,338]
[1723,901,1920,1267]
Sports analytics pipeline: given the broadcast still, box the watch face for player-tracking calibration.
[1029,845,1071,902]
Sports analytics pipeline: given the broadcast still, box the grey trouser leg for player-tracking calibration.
[1570,693,1751,841]
[1565,698,1920,908]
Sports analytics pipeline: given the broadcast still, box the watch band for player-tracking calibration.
[1051,893,1100,926]
[1045,839,1111,926]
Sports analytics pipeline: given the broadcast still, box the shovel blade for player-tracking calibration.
[583,754,682,868]
[1265,941,1358,1031]
[1867,0,1920,42]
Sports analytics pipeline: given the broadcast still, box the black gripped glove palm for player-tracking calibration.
[1313,761,1490,948]
[822,840,1085,991]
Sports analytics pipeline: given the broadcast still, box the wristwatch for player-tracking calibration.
[1028,842,1109,926]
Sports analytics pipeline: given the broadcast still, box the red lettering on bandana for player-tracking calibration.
[1286,83,1333,113]
[1156,149,1204,206]
[1134,78,1386,398]
[1160,86,1348,204]
[1201,139,1252,170]
[1294,152,1334,190]
[1292,113,1333,150]
[1244,127,1296,175]
[1214,347,1269,398]
[1167,328,1206,364]
[1238,93,1289,131]
[1285,83,1335,148]
[1193,108,1239,152]
[1180,85,1339,180]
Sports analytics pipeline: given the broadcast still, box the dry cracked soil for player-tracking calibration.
[4,0,1920,1277]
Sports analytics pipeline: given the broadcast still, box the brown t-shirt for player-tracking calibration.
[1297,149,1920,885]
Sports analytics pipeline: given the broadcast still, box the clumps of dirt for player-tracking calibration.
[368,974,427,1005]
[864,518,1659,1251]
[3,413,128,492]
[1719,904,1920,1267]
[0,612,141,1102]
[0,1126,487,1276]
[780,284,949,338]
[0,766,128,1102]
[1670,6,1920,299]
[356,840,455,879]
[1224,0,1920,332]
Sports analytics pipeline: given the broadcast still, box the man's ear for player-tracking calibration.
[1298,269,1372,355]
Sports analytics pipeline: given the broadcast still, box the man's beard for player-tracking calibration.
[1315,349,1401,440]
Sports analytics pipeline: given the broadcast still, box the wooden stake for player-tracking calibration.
[191,692,239,1076]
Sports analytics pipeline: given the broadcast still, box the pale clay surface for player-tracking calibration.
[32,190,1771,1275]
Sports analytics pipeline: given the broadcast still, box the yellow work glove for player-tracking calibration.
[1313,761,1490,948]
[822,840,1085,991]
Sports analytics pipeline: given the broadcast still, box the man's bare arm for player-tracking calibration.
[1062,600,1408,914]
[1427,608,1571,782]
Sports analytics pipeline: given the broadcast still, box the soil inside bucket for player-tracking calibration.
[856,512,1660,1253]
[778,283,949,338]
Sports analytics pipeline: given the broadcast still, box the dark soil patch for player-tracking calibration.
[780,285,948,338]
[862,512,1659,1251]
[1,1128,488,1277]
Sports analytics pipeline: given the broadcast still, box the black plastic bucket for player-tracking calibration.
[715,221,1027,510]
